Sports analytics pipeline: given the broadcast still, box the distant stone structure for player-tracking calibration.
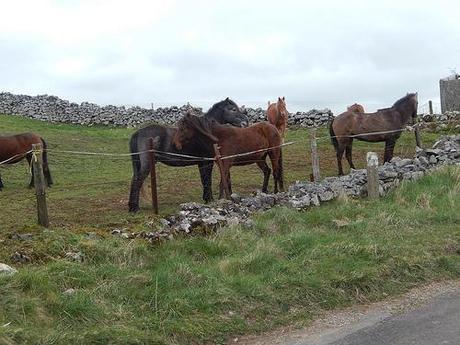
[440,73,460,113]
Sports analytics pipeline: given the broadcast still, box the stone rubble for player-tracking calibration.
[0,92,333,128]
[123,135,459,243]
[0,263,17,275]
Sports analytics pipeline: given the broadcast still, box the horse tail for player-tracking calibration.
[40,138,53,186]
[278,147,284,190]
[129,131,141,175]
[329,119,339,153]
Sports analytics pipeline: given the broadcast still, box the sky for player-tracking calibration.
[1,0,459,113]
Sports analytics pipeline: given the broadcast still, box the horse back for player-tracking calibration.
[0,132,42,161]
[216,122,280,160]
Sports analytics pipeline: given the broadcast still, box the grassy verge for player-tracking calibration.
[1,166,459,345]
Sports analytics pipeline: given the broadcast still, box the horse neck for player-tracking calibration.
[205,106,224,123]
[394,103,415,125]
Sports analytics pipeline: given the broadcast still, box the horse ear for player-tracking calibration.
[225,97,229,101]
[282,96,285,101]
[278,97,281,101]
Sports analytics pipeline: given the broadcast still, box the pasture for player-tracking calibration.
[0,114,449,237]
[1,114,459,344]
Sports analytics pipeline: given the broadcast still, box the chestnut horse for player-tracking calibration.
[173,114,284,198]
[330,93,418,175]
[267,97,289,139]
[0,133,53,190]
[347,103,365,113]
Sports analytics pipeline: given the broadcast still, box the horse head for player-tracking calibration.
[173,113,218,150]
[206,98,249,127]
[393,93,418,124]
[277,97,289,118]
[347,103,365,113]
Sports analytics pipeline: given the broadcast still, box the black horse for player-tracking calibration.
[128,98,249,212]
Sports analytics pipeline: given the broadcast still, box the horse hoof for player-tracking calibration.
[128,205,140,213]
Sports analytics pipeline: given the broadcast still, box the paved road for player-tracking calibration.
[237,282,460,345]
[312,289,460,345]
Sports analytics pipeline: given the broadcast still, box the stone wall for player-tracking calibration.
[440,75,460,113]
[0,92,333,128]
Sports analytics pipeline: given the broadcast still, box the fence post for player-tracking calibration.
[414,121,422,148]
[149,137,159,214]
[366,152,379,199]
[213,143,230,199]
[428,100,433,115]
[31,143,49,227]
[310,128,321,182]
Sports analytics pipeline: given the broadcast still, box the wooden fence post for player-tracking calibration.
[31,143,49,227]
[149,137,159,214]
[310,128,321,182]
[414,122,422,148]
[366,152,379,199]
[213,143,230,199]
[428,100,433,115]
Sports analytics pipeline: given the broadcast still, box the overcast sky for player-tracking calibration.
[1,0,459,113]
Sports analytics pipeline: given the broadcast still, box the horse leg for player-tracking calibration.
[0,172,3,191]
[128,156,150,213]
[42,154,53,187]
[227,170,233,195]
[26,153,34,188]
[345,140,356,170]
[199,162,213,203]
[218,161,231,199]
[268,150,283,193]
[256,159,271,193]
[384,139,396,163]
[336,142,346,176]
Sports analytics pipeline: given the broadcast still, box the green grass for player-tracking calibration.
[0,114,454,236]
[0,114,459,344]
[0,166,459,344]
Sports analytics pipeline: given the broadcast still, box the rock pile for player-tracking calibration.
[122,135,459,243]
[0,92,333,128]
[241,106,333,127]
[421,111,460,123]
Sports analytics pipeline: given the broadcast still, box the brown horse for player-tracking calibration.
[330,93,418,175]
[0,133,53,190]
[173,114,284,198]
[267,97,289,139]
[347,103,365,113]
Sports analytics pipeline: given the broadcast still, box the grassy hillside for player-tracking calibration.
[0,164,459,344]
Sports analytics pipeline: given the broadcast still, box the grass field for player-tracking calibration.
[0,114,459,344]
[0,114,452,235]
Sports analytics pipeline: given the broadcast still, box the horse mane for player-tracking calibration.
[181,113,214,136]
[392,93,416,109]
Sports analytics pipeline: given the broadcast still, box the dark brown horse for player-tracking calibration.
[347,103,365,113]
[330,93,418,175]
[173,114,284,198]
[267,97,289,139]
[128,98,249,212]
[0,133,53,190]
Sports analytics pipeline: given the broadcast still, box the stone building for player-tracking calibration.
[440,73,460,113]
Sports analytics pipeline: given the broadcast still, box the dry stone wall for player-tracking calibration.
[0,92,333,128]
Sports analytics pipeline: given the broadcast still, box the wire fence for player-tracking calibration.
[0,123,443,168]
